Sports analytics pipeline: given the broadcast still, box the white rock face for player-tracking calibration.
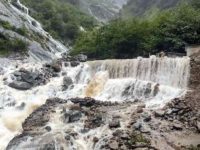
[79,0,129,22]
[0,0,68,62]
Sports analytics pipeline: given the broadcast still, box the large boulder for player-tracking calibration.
[7,67,53,90]
[8,81,32,90]
[62,76,73,90]
[45,61,62,72]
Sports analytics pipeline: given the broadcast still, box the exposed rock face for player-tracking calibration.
[0,1,68,61]
[68,0,128,22]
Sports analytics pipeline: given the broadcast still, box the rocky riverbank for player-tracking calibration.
[6,97,200,150]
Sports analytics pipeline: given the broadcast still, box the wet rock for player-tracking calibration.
[172,121,183,130]
[154,110,165,117]
[65,135,71,141]
[8,81,32,90]
[120,133,130,140]
[64,62,70,67]
[136,104,146,113]
[136,107,144,113]
[80,128,90,133]
[63,110,82,123]
[144,83,152,96]
[71,97,96,107]
[196,121,200,132]
[45,126,51,132]
[0,67,4,75]
[7,68,52,90]
[62,72,67,76]
[62,76,73,90]
[108,140,119,150]
[74,54,87,62]
[16,102,26,110]
[142,113,151,122]
[93,137,99,143]
[109,120,120,128]
[31,20,37,27]
[42,142,56,150]
[85,114,104,129]
[70,61,80,67]
[133,121,142,130]
[153,84,160,96]
[50,61,62,72]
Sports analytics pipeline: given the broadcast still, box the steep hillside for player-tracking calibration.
[65,0,128,22]
[121,0,183,18]
[20,0,96,44]
[65,0,183,21]
[0,0,68,60]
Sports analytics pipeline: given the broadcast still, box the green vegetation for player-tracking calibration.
[71,2,200,59]
[0,20,28,36]
[121,0,182,18]
[21,0,96,44]
[0,33,28,56]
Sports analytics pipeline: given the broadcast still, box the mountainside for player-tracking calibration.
[64,0,183,21]
[0,0,68,61]
[65,0,128,22]
[20,0,96,44]
[121,0,183,18]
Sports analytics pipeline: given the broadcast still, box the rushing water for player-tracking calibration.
[0,55,190,149]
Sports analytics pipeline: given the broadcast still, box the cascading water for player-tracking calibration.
[0,55,190,149]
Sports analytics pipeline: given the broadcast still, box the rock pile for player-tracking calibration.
[6,60,63,90]
[154,98,200,132]
[7,68,48,90]
[61,53,87,67]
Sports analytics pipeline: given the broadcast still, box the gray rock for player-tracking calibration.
[172,120,183,130]
[63,76,73,90]
[0,67,3,75]
[70,61,80,67]
[109,120,120,128]
[16,102,26,110]
[50,61,62,72]
[133,121,142,130]
[108,140,119,150]
[42,142,56,150]
[172,123,183,130]
[196,121,200,132]
[74,54,87,62]
[136,104,146,113]
[8,81,32,90]
[45,126,51,132]
[154,110,165,117]
[142,113,151,122]
[65,135,71,141]
[63,110,82,123]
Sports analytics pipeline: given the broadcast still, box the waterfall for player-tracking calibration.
[0,55,190,149]
[87,56,190,89]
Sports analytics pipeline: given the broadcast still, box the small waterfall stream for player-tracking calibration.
[7,0,68,61]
